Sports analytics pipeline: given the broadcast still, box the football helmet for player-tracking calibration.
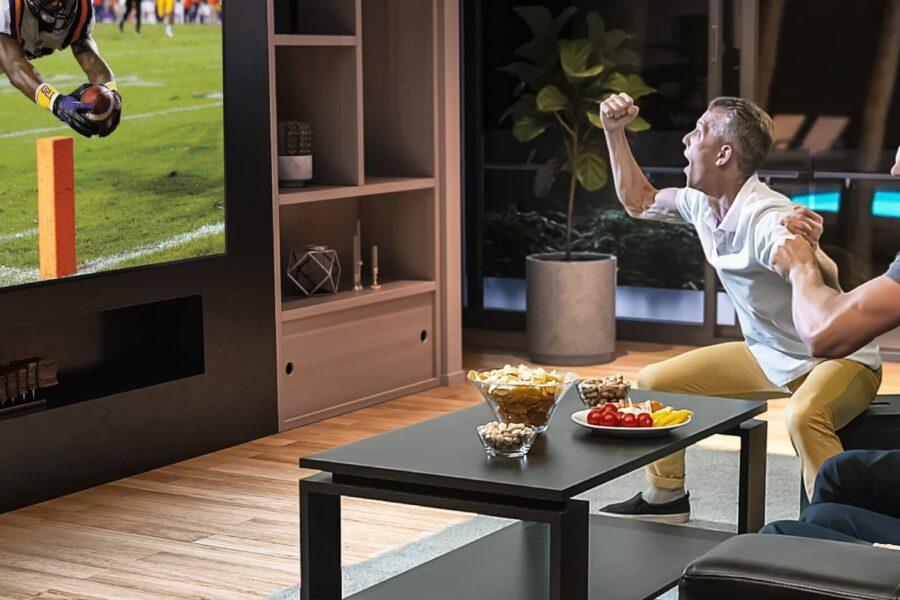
[23,0,78,31]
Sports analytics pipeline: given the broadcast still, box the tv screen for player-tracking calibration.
[0,0,224,289]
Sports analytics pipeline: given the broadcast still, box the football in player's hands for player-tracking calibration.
[76,84,121,136]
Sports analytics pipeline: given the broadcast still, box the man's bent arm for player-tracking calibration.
[789,264,900,358]
[604,126,681,222]
[0,34,43,101]
[71,35,114,85]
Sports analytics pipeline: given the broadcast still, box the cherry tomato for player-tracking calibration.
[621,413,638,428]
[637,413,653,428]
[599,411,619,427]
[587,410,605,426]
[600,402,618,413]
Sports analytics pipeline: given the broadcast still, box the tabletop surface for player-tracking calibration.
[300,389,767,502]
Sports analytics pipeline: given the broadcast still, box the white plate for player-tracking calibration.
[571,409,692,437]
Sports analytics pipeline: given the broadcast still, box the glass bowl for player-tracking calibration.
[468,367,578,433]
[476,422,537,458]
[576,375,632,408]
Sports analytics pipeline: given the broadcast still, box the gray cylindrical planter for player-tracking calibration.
[526,252,616,365]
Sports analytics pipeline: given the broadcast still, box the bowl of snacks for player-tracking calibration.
[576,374,632,408]
[467,364,578,433]
[571,399,693,437]
[476,421,537,458]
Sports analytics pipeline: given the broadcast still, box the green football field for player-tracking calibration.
[0,23,225,288]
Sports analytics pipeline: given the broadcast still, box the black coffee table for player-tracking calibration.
[299,390,767,600]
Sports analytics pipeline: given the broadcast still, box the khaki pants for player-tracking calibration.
[641,342,882,499]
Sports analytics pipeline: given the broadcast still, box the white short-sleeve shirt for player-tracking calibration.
[675,174,882,386]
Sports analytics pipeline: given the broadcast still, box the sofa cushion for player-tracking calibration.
[680,534,900,600]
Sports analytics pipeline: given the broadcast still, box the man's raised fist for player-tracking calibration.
[599,92,639,131]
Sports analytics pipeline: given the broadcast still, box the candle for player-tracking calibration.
[353,234,360,268]
[372,245,378,269]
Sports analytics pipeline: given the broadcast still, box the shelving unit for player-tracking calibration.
[268,0,461,430]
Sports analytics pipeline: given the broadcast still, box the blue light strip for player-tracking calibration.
[792,191,840,213]
[791,190,900,219]
[873,190,900,218]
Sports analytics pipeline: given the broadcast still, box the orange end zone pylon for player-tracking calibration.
[37,136,77,280]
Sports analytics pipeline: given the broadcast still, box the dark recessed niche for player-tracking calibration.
[0,295,205,421]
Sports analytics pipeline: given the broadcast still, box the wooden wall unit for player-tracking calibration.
[268,0,462,430]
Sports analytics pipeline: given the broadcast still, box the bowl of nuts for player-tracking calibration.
[576,373,632,408]
[476,421,537,458]
[467,364,578,433]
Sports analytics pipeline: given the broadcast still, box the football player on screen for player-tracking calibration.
[0,0,121,137]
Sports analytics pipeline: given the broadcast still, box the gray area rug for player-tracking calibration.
[269,447,801,600]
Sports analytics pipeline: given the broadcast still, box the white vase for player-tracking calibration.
[278,155,313,187]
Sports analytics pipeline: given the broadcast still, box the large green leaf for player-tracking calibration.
[559,39,604,82]
[534,152,566,198]
[587,12,605,48]
[586,12,606,63]
[513,115,551,142]
[586,110,604,129]
[604,72,629,92]
[499,94,536,124]
[625,115,651,132]
[513,6,553,37]
[536,85,571,112]
[621,74,656,99]
[607,48,641,68]
[604,29,629,51]
[514,6,577,64]
[575,139,608,191]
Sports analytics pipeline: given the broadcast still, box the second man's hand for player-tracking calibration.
[781,205,824,246]
[772,236,817,280]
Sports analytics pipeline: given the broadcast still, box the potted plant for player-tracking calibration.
[501,6,655,365]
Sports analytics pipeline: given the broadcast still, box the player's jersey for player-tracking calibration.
[0,0,94,59]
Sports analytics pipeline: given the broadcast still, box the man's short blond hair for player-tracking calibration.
[708,97,775,177]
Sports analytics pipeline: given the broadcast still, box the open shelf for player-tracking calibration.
[274,34,357,47]
[275,45,362,186]
[279,176,435,206]
[273,0,357,35]
[363,0,435,178]
[0,295,205,423]
[346,517,731,600]
[282,279,435,322]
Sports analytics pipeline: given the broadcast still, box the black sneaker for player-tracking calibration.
[598,492,691,524]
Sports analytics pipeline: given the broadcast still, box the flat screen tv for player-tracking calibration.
[0,0,224,290]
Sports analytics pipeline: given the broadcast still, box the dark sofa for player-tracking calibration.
[679,395,900,600]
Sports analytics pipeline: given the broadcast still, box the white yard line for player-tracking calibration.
[0,228,38,243]
[0,221,224,287]
[79,222,224,273]
[0,102,223,140]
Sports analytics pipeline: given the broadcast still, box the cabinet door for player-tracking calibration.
[280,293,435,425]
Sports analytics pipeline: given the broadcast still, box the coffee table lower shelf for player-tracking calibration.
[347,514,731,600]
